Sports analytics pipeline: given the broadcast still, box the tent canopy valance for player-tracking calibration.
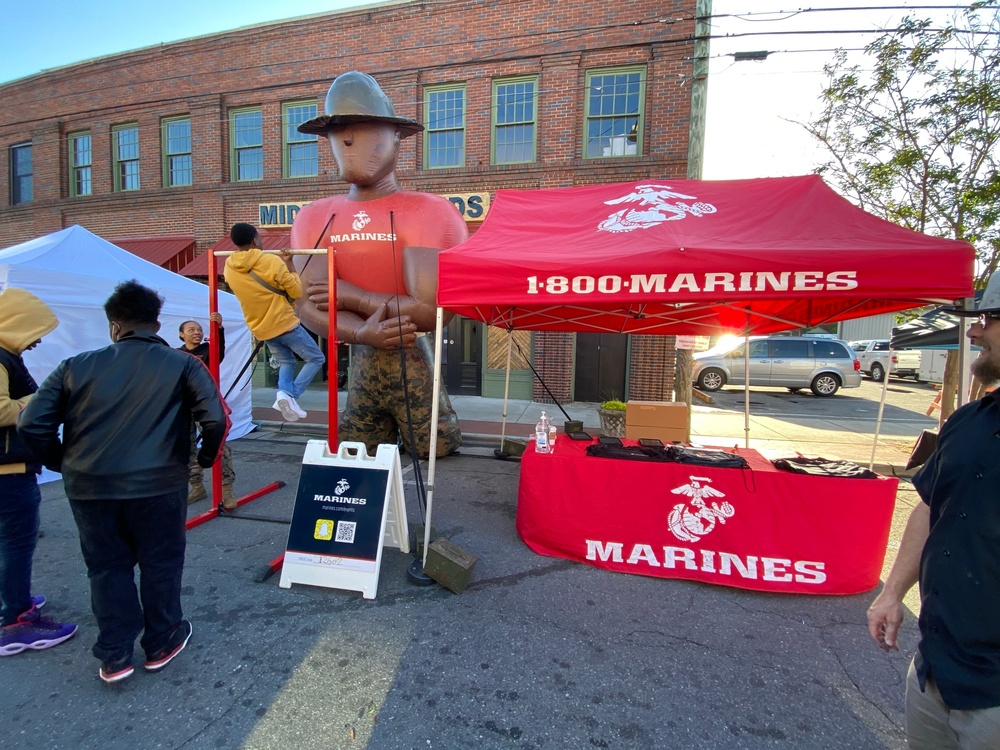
[437,175,975,336]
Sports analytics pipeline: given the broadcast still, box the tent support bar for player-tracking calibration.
[423,307,446,566]
[499,330,514,446]
[743,334,751,449]
[511,337,572,421]
[870,360,891,471]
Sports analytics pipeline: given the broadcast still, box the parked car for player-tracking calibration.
[847,339,921,382]
[693,336,862,396]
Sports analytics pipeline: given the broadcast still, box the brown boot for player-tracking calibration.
[187,481,207,504]
[221,483,238,511]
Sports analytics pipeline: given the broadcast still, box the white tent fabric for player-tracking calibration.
[0,225,255,457]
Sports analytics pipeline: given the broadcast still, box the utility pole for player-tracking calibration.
[676,0,711,439]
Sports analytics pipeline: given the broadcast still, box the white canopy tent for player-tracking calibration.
[0,226,256,461]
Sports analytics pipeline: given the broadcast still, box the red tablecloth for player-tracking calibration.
[516,439,898,595]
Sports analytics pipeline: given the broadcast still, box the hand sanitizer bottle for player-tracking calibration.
[535,412,550,453]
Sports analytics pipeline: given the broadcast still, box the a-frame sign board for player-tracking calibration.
[279,440,409,599]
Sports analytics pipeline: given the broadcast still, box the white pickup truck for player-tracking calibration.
[848,340,921,382]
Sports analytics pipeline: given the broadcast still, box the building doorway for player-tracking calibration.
[574,333,628,402]
[444,315,482,396]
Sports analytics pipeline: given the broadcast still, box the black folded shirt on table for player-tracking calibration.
[771,456,879,479]
[585,443,749,469]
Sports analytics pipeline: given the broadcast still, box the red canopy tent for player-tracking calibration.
[431,175,975,444]
[416,176,975,572]
[436,175,974,335]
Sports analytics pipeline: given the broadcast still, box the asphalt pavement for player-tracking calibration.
[2,381,934,749]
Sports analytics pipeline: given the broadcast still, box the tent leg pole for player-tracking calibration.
[501,330,514,445]
[421,308,445,567]
[958,310,972,409]
[870,362,891,471]
[744,334,751,450]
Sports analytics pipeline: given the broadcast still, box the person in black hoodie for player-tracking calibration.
[19,280,228,684]
[177,312,236,509]
[0,287,77,657]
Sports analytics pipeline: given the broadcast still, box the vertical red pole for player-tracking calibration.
[328,246,338,451]
[207,253,221,384]
[207,249,222,511]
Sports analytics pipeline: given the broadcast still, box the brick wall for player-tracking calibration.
[0,0,694,401]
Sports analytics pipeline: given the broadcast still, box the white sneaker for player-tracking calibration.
[286,394,308,419]
[273,391,300,422]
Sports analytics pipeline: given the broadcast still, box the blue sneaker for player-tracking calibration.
[31,594,45,610]
[0,606,77,656]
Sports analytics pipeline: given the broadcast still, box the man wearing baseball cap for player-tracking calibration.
[290,71,465,458]
[867,271,1000,748]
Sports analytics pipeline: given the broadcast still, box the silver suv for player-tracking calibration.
[693,336,862,397]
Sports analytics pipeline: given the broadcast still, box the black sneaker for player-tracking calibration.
[144,620,192,672]
[99,654,134,684]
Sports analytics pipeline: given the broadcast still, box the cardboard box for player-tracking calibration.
[624,401,689,442]
[624,425,688,443]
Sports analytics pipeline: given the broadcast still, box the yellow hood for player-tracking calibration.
[226,247,264,273]
[0,287,59,354]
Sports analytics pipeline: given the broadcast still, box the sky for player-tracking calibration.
[1,0,980,180]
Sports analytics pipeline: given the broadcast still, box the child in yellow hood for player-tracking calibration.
[0,287,77,656]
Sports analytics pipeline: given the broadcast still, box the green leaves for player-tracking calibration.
[806,6,1000,286]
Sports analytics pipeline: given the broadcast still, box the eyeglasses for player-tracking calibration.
[977,313,1000,328]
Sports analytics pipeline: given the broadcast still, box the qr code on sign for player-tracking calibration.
[335,521,357,544]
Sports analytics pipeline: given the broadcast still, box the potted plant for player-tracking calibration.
[598,399,627,438]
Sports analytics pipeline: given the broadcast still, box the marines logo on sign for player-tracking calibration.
[334,478,350,496]
[667,476,735,543]
[599,184,717,233]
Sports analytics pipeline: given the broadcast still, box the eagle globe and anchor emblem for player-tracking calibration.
[667,476,736,543]
[599,184,718,234]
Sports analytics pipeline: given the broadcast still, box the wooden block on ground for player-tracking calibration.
[424,538,478,594]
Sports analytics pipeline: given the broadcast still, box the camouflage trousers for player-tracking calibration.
[188,422,235,485]
[340,336,462,459]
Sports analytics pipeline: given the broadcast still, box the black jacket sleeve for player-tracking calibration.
[184,357,229,467]
[17,360,69,472]
[217,326,226,364]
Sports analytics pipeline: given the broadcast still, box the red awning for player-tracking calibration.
[437,175,976,336]
[177,231,291,277]
[111,235,196,274]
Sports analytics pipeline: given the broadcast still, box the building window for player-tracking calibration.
[162,117,192,187]
[425,84,465,169]
[10,143,33,204]
[231,108,263,182]
[283,102,318,178]
[113,124,141,191]
[68,132,92,197]
[493,77,537,165]
[584,66,645,159]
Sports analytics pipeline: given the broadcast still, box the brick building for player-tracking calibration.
[0,0,704,403]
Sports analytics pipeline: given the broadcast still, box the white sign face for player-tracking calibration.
[279,441,408,600]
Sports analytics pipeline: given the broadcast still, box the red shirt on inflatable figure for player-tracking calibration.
[290,71,467,458]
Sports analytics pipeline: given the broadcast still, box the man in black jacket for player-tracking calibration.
[19,280,228,685]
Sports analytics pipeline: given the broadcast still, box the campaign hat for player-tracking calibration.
[948,270,1000,316]
[297,71,423,137]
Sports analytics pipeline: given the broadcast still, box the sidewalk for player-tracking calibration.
[250,386,920,476]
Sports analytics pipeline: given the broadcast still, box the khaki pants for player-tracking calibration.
[906,659,1000,749]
